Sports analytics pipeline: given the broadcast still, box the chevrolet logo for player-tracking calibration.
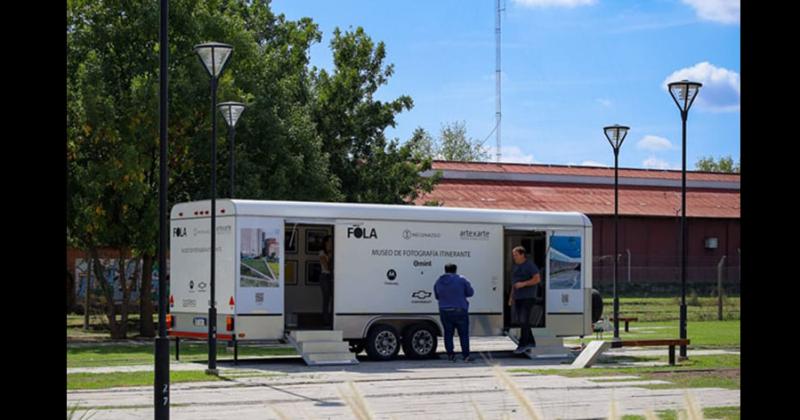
[411,290,432,299]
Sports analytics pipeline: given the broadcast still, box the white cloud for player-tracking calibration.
[636,135,673,152]
[663,62,740,112]
[596,98,612,108]
[579,160,609,167]
[513,0,597,8]
[643,157,674,170]
[485,146,536,164]
[681,0,740,24]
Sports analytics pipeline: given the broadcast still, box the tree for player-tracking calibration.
[437,121,488,162]
[407,127,436,158]
[67,2,441,337]
[695,155,740,173]
[311,27,437,203]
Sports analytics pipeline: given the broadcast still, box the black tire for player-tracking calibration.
[591,289,603,323]
[349,340,365,355]
[365,324,401,361]
[402,324,439,359]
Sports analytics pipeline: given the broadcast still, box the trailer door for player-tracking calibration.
[236,217,285,339]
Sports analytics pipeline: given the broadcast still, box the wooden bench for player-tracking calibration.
[609,316,639,332]
[611,339,690,365]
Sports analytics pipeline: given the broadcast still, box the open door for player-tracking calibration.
[236,217,284,339]
[503,229,547,329]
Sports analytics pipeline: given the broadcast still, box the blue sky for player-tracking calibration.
[271,0,740,170]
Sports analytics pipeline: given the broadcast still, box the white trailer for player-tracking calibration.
[169,199,600,365]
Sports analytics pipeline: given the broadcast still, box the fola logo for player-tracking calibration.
[173,227,187,237]
[347,226,378,239]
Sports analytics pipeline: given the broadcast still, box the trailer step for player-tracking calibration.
[287,330,358,366]
[505,329,574,360]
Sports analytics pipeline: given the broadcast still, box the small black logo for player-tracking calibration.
[173,227,187,237]
[348,226,378,239]
[460,230,491,240]
[412,290,432,299]
[387,269,397,281]
[402,229,412,240]
[189,280,194,290]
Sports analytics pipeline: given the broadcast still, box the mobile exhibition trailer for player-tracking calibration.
[169,199,600,364]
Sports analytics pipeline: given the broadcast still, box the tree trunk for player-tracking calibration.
[139,253,155,337]
[66,269,75,314]
[90,247,119,338]
[117,250,136,339]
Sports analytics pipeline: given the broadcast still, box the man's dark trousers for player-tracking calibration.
[515,298,537,347]
[440,308,470,358]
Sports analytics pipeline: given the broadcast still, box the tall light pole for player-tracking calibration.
[218,102,246,198]
[193,42,233,375]
[155,0,170,417]
[604,124,629,341]
[667,79,702,359]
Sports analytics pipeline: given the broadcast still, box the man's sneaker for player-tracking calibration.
[513,345,526,354]
[463,355,473,363]
[447,354,456,362]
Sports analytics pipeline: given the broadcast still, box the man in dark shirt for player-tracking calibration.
[508,246,542,354]
[434,263,475,362]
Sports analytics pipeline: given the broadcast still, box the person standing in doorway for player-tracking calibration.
[319,235,333,326]
[509,246,542,354]
[434,263,475,362]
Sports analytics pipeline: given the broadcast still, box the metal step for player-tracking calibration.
[505,329,573,360]
[296,340,350,354]
[287,330,358,366]
[305,352,359,365]
[290,330,343,342]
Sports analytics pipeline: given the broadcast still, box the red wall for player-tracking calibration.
[589,215,740,288]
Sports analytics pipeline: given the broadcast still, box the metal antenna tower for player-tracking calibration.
[495,0,503,162]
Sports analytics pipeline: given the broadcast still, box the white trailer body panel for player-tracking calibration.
[334,221,503,315]
[170,215,236,314]
[169,199,594,342]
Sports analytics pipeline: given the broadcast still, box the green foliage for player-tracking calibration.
[695,155,739,173]
[437,121,489,162]
[67,1,439,337]
[310,27,434,203]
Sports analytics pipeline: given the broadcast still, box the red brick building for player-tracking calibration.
[416,161,740,293]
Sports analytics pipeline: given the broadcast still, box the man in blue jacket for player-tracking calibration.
[434,263,475,362]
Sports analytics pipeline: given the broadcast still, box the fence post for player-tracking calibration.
[717,255,727,320]
[84,259,92,331]
[626,249,631,284]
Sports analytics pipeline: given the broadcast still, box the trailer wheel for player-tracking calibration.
[366,324,400,361]
[402,324,438,359]
[591,289,603,323]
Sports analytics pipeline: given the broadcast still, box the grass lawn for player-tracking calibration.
[67,370,226,390]
[621,405,739,420]
[510,354,740,390]
[567,319,740,348]
[68,341,297,368]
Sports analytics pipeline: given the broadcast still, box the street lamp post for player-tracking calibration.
[194,42,233,375]
[155,0,170,418]
[667,79,702,359]
[218,102,246,198]
[604,124,629,342]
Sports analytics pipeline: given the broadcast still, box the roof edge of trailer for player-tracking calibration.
[171,199,592,227]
